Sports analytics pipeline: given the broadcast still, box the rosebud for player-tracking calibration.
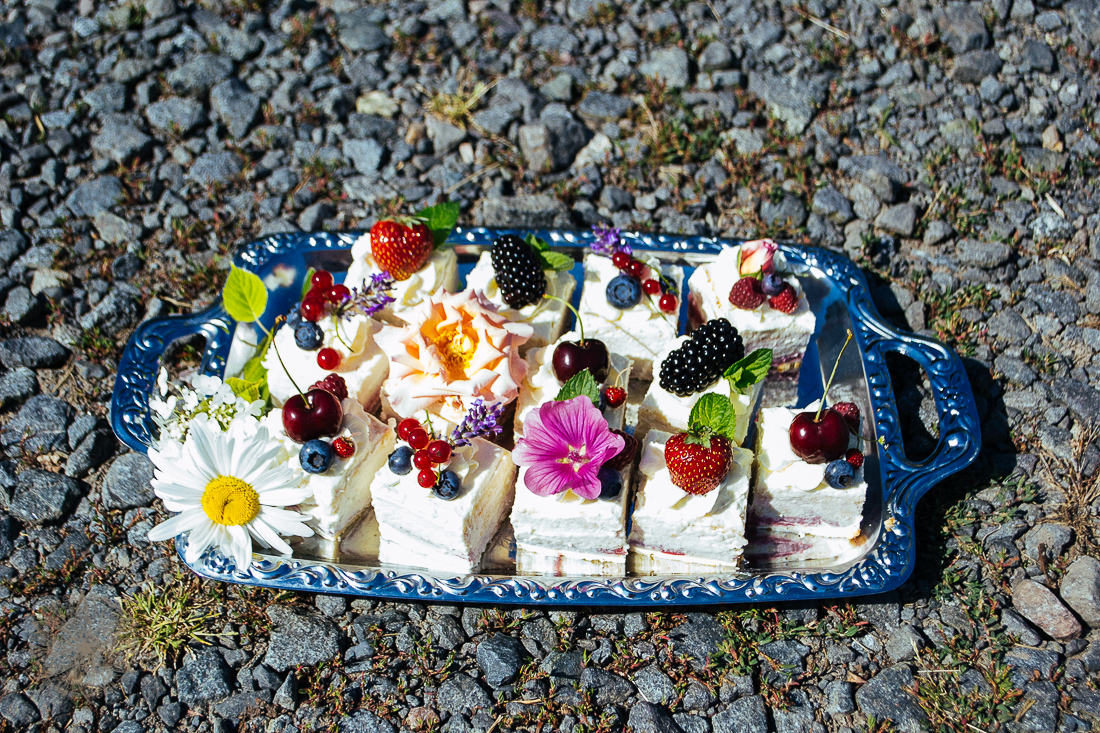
[739,239,778,276]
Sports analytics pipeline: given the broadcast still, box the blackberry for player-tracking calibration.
[658,318,744,397]
[491,234,547,308]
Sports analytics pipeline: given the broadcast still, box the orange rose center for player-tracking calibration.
[432,326,476,380]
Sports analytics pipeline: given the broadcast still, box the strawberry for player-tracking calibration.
[767,283,799,314]
[332,436,356,459]
[310,373,349,401]
[728,277,765,310]
[370,219,432,281]
[664,431,732,496]
[606,429,638,471]
[845,448,864,468]
[832,401,860,433]
[603,386,626,408]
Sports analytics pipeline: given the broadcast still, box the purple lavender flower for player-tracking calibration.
[591,223,630,256]
[450,398,505,447]
[343,272,396,319]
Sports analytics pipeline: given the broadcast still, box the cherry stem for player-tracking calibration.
[259,316,306,401]
[815,329,853,422]
[423,410,435,439]
[543,294,585,344]
[332,313,352,351]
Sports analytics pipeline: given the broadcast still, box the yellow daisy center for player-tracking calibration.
[432,326,476,379]
[201,476,260,527]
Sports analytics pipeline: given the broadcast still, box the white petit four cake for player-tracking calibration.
[751,401,867,540]
[638,331,764,446]
[344,231,459,324]
[687,243,816,373]
[370,437,517,574]
[262,399,395,559]
[264,313,388,410]
[629,430,753,574]
[464,249,576,352]
[577,253,684,380]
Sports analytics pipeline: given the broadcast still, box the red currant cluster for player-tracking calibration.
[297,270,350,371]
[397,417,455,488]
[610,251,678,313]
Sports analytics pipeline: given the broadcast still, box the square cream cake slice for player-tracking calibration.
[369,437,516,574]
[577,253,683,380]
[343,232,460,324]
[628,430,753,574]
[464,250,576,352]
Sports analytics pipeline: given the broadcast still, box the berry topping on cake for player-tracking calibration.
[658,318,745,397]
[407,427,430,450]
[286,303,303,329]
[845,448,864,468]
[388,446,413,475]
[761,272,785,297]
[606,429,638,471]
[768,283,799,314]
[552,338,610,383]
[310,373,348,401]
[413,450,434,470]
[597,465,623,500]
[332,436,356,458]
[665,432,733,496]
[427,439,452,463]
[397,418,420,441]
[300,439,335,474]
[833,401,860,433]
[603,385,626,408]
[491,234,547,308]
[728,277,766,310]
[317,347,341,370]
[789,330,854,463]
[824,459,855,489]
[606,274,642,309]
[282,389,343,443]
[312,270,334,291]
[294,322,324,350]
[300,299,325,322]
[658,293,678,313]
[371,219,434,281]
[417,468,437,488]
[643,278,661,295]
[433,470,461,500]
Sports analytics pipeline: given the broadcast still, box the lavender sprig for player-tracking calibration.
[450,398,505,447]
[591,223,630,256]
[343,271,396,319]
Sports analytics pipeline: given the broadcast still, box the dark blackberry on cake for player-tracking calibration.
[490,234,547,308]
[659,318,744,397]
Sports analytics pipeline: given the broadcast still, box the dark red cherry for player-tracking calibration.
[552,339,610,383]
[789,409,850,464]
[282,389,344,443]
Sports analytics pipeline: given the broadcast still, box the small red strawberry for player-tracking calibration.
[832,401,860,433]
[845,448,864,468]
[664,431,733,496]
[606,429,638,471]
[767,283,799,314]
[603,386,626,408]
[310,373,349,401]
[728,277,765,310]
[371,219,432,281]
[332,436,356,459]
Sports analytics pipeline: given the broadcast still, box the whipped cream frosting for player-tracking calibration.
[264,312,389,408]
[464,251,576,351]
[344,232,460,322]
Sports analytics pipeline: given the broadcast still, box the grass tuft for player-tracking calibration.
[117,573,224,666]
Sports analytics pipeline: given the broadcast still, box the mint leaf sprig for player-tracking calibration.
[555,368,600,406]
[724,348,773,395]
[525,233,574,272]
[685,393,737,445]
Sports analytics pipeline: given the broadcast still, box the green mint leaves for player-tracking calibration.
[417,201,461,248]
[688,393,737,442]
[555,368,600,406]
[222,265,268,324]
[525,233,574,272]
[725,348,773,395]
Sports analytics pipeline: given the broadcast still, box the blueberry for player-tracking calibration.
[761,273,785,297]
[597,465,622,500]
[824,459,854,489]
[286,302,303,329]
[294,322,324,350]
[300,440,334,474]
[606,274,642,309]
[388,446,413,475]
[433,470,461,500]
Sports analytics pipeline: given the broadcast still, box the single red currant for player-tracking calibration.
[643,279,661,295]
[427,440,451,463]
[317,348,341,370]
[603,386,627,407]
[413,449,434,470]
[407,427,430,450]
[300,299,325,322]
[626,259,645,278]
[311,270,334,291]
[612,251,631,270]
[417,468,437,488]
[332,437,356,458]
[397,418,420,441]
[326,284,350,303]
[658,293,677,313]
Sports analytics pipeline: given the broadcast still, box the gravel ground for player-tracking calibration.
[1,0,1099,731]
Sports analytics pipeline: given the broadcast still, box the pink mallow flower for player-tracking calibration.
[738,239,778,276]
[512,396,625,500]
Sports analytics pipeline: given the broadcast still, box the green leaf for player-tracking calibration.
[417,201,461,248]
[555,368,600,405]
[225,377,263,403]
[223,265,268,324]
[724,348,773,395]
[688,393,737,440]
[538,250,575,272]
[525,233,549,252]
[240,328,273,400]
[300,267,316,300]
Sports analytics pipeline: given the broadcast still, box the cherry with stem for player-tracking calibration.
[814,329,854,422]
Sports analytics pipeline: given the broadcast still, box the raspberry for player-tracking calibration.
[728,277,766,309]
[768,283,799,314]
[332,437,356,458]
[658,318,745,397]
[833,401,860,433]
[310,373,349,401]
[606,429,639,471]
[845,449,864,468]
[491,234,547,308]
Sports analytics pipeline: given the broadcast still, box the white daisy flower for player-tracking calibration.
[146,415,314,570]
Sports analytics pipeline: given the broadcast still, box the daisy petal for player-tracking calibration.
[147,508,208,542]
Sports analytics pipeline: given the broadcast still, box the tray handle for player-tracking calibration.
[111,303,234,454]
[861,326,982,509]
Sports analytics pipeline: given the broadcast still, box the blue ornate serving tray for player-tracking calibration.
[112,228,980,606]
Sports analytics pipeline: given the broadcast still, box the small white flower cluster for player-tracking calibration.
[150,368,266,448]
